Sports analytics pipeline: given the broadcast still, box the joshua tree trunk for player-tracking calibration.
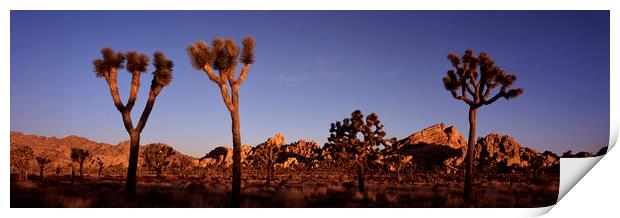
[79,162,84,178]
[125,131,140,198]
[357,163,365,193]
[71,164,75,185]
[231,111,242,207]
[464,107,477,201]
[267,164,272,185]
[396,166,401,184]
[39,166,44,179]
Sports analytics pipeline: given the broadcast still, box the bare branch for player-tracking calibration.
[482,90,506,106]
[125,71,141,112]
[202,65,221,83]
[105,69,126,112]
[234,64,250,86]
[136,84,162,132]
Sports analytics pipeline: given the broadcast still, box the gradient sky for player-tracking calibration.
[10,11,609,157]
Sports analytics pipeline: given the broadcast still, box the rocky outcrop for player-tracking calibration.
[199,144,252,167]
[394,124,562,174]
[278,139,320,168]
[397,123,467,173]
[474,133,527,168]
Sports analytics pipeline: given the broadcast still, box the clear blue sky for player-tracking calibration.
[11,11,609,157]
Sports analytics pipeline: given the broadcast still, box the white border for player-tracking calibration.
[1,0,617,217]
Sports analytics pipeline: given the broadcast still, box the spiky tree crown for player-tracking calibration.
[442,49,523,107]
[152,51,174,87]
[70,148,90,163]
[142,143,175,169]
[326,110,387,163]
[93,48,125,78]
[92,48,174,86]
[187,36,256,71]
[126,51,149,73]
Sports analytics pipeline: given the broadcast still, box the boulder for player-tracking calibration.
[397,123,466,173]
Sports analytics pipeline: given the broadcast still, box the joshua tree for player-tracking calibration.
[71,148,90,179]
[254,138,282,185]
[142,143,175,180]
[187,36,255,207]
[93,48,173,198]
[11,146,34,181]
[35,156,52,179]
[441,49,523,201]
[92,157,105,179]
[326,110,387,193]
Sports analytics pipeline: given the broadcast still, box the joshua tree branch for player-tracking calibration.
[125,71,141,112]
[234,64,250,86]
[226,68,235,86]
[202,65,221,83]
[232,85,240,109]
[105,70,126,112]
[483,83,495,100]
[451,92,474,105]
[482,90,506,106]
[466,82,475,96]
[136,85,162,132]
[217,82,236,112]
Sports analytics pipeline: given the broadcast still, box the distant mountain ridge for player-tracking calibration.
[9,131,197,174]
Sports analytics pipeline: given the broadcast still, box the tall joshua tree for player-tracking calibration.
[326,110,386,193]
[441,49,523,201]
[187,36,255,207]
[93,48,173,198]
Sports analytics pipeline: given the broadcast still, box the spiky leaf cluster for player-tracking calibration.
[325,110,387,164]
[187,36,256,71]
[70,148,90,164]
[126,51,149,73]
[92,48,174,87]
[152,51,174,87]
[93,48,125,78]
[442,49,523,107]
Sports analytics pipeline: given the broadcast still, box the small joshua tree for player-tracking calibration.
[187,36,255,207]
[11,146,34,181]
[326,110,386,193]
[142,143,175,180]
[92,157,105,179]
[441,49,523,201]
[71,148,90,179]
[93,48,173,198]
[35,156,52,179]
[254,136,283,185]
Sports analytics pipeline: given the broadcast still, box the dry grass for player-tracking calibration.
[10,171,557,208]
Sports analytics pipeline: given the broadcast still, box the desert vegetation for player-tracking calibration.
[9,42,582,208]
[93,48,173,198]
[187,36,255,207]
[441,49,523,201]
